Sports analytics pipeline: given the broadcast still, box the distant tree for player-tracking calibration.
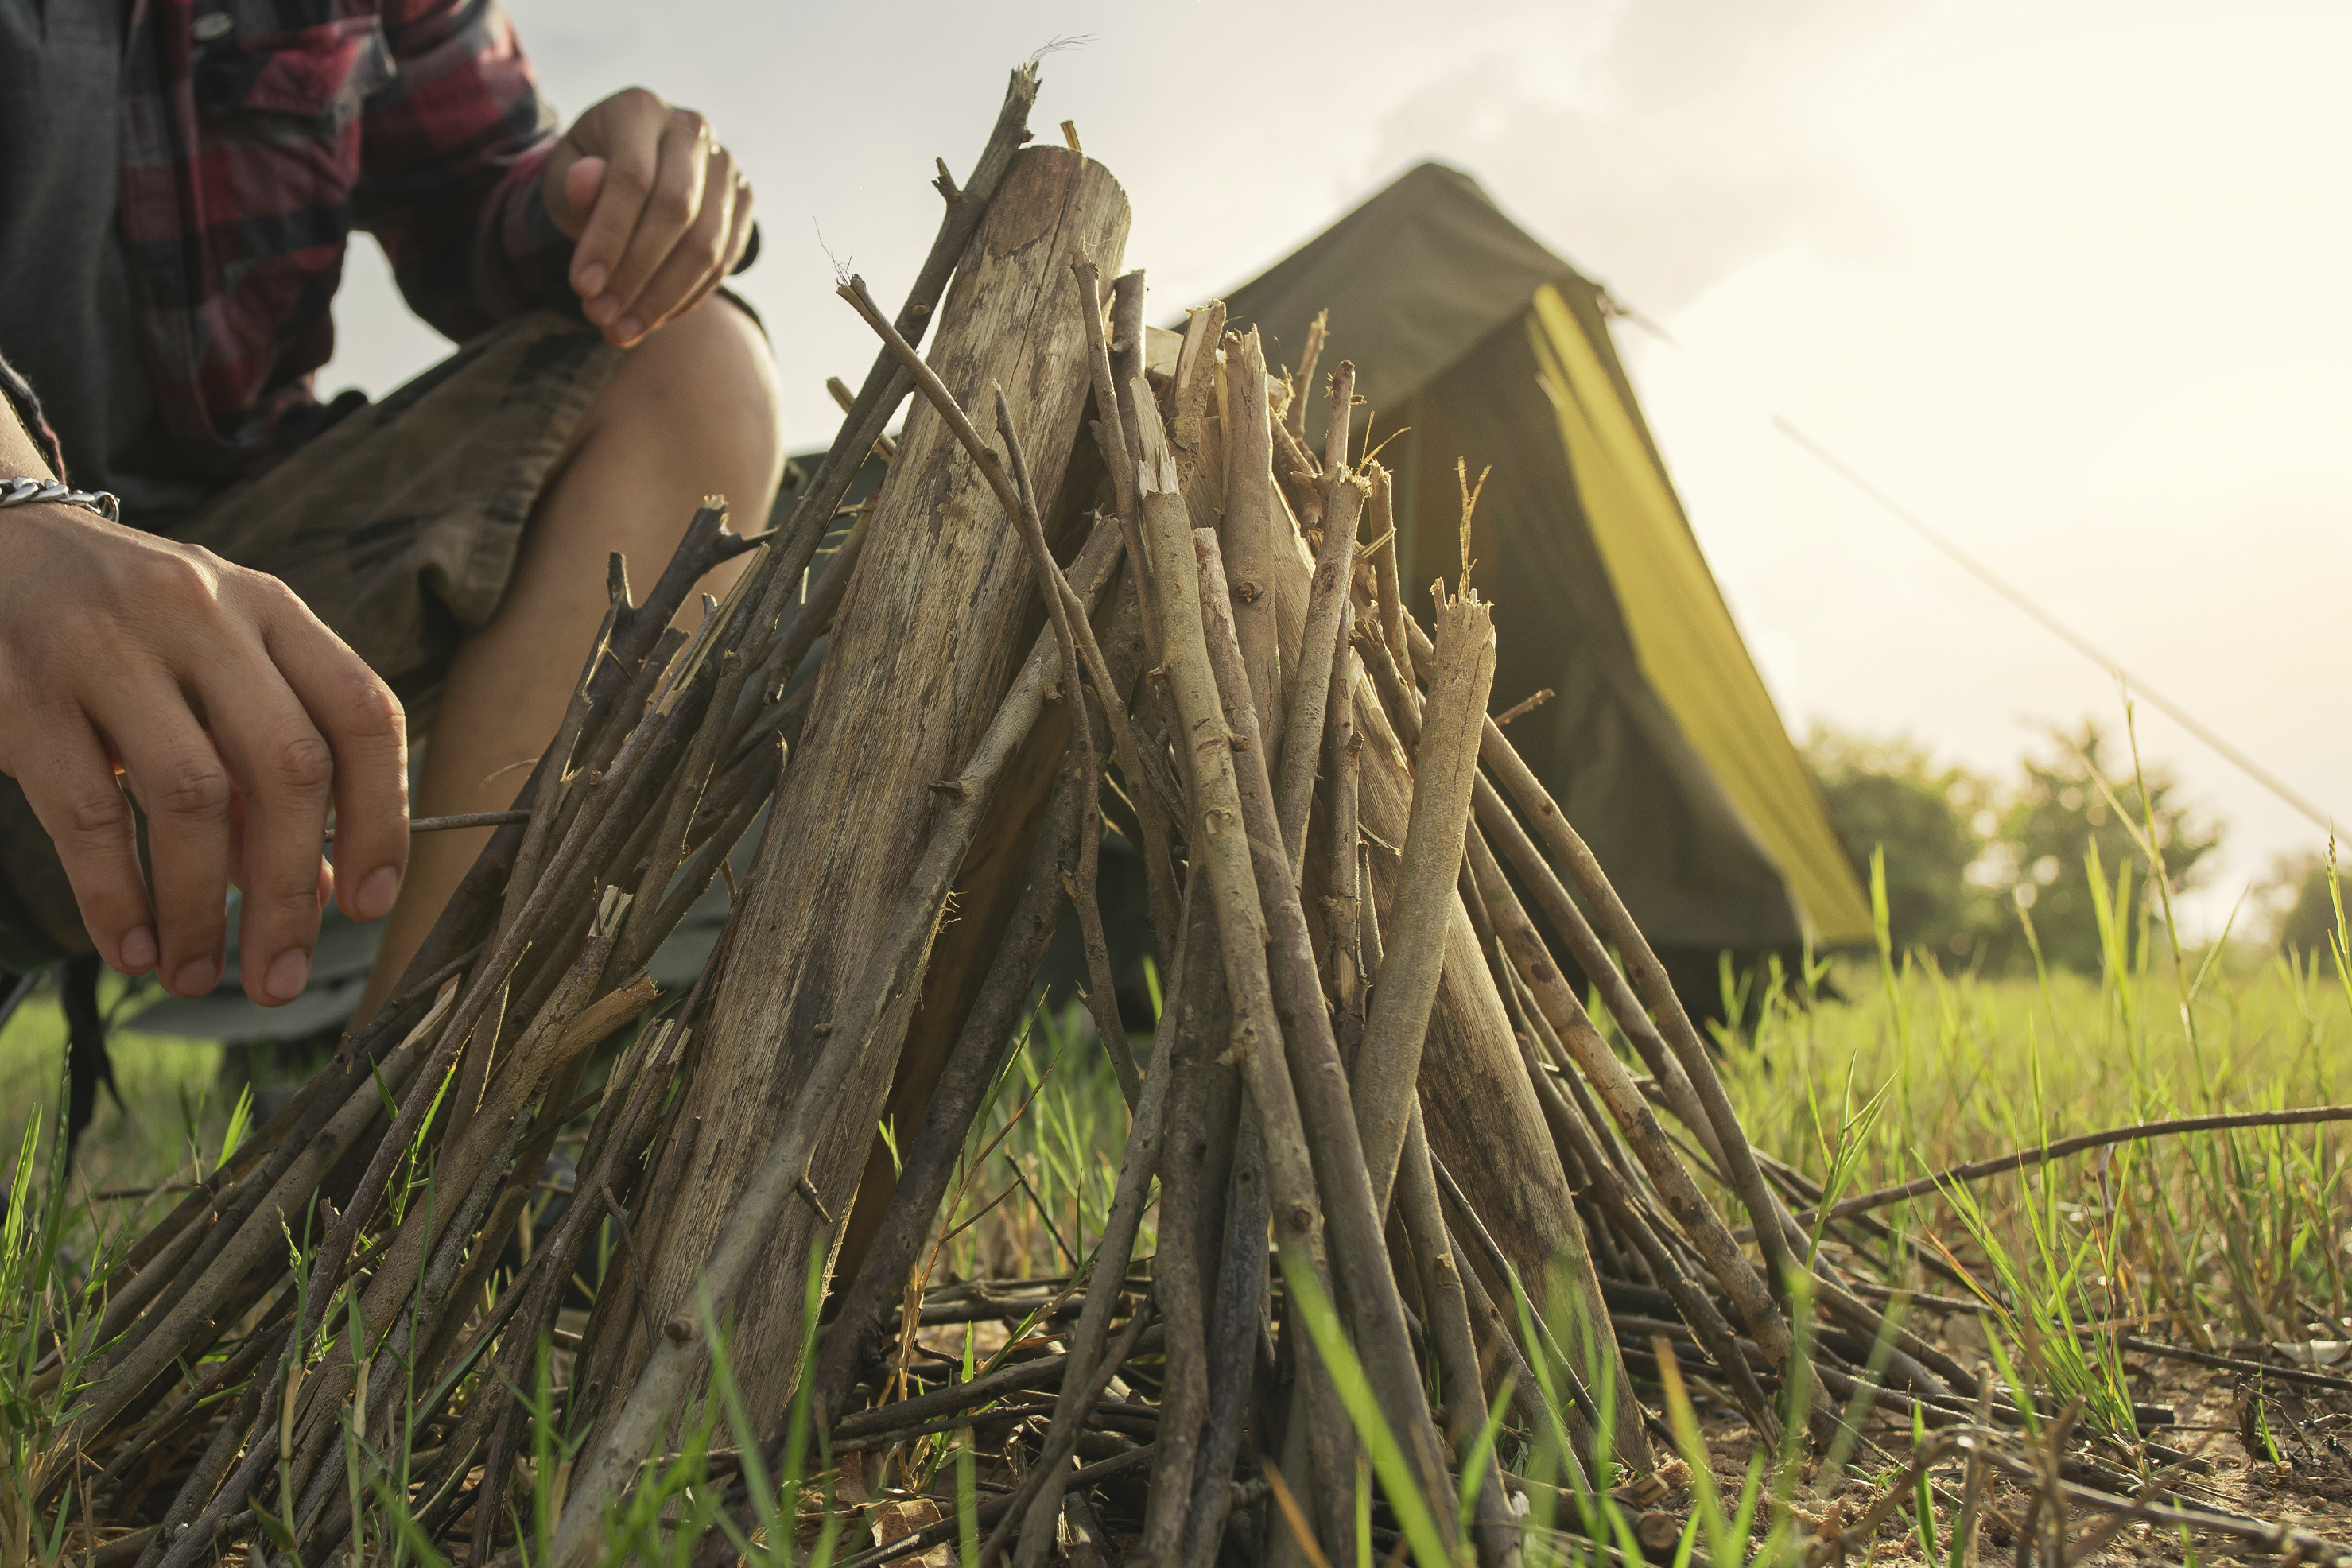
[1985,721,2221,975]
[1804,727,2002,963]
[2259,848,2347,968]
[1805,720,2222,976]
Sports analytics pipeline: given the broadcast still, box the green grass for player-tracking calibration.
[0,974,230,1208]
[1718,941,2349,1356]
[5,871,2347,1565]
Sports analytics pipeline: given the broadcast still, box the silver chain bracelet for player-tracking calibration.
[0,476,121,522]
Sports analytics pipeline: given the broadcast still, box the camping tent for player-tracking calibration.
[1215,161,1871,964]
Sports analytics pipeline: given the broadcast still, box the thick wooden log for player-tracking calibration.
[629,146,1131,1417]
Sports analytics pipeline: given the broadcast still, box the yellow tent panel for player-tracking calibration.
[1527,285,1873,945]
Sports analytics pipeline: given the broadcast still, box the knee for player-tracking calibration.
[591,294,786,505]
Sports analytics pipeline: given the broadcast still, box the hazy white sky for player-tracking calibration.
[324,0,2352,934]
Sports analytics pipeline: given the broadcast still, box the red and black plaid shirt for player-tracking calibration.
[87,0,569,473]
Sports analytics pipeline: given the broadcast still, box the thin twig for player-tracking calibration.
[1806,1105,2352,1223]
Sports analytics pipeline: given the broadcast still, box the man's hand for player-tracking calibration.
[0,507,409,1003]
[543,89,754,350]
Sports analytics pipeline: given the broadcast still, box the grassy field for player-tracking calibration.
[2,888,2347,1565]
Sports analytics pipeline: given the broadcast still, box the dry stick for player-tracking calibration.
[82,937,465,1389]
[281,658,693,1322]
[1428,1144,1578,1485]
[1462,801,1792,1377]
[1178,975,1268,1568]
[632,765,769,953]
[499,561,645,947]
[322,809,532,840]
[1271,414,1323,534]
[1284,309,1328,448]
[99,1288,293,1510]
[1188,522,1454,1551]
[1351,582,1493,1213]
[1108,270,1148,462]
[1395,1104,1525,1568]
[1073,270,1182,961]
[990,386,1138,1108]
[1073,258,1151,631]
[1360,817,1590,1485]
[825,373,899,461]
[1327,714,1367,1078]
[727,501,873,757]
[1457,687,1801,1306]
[1221,327,1287,751]
[1493,689,1554,728]
[1460,766,1956,1399]
[64,983,452,1509]
[296,1105,542,1562]
[986,1298,1160,1568]
[1807,1105,2352,1223]
[738,64,1041,665]
[1169,303,1226,464]
[1462,769,1714,1161]
[83,801,507,1407]
[1142,900,1219,1566]
[283,937,654,1523]
[133,1026,453,1568]
[407,1023,693,1542]
[830,1325,1165,1446]
[1182,1159,1267,1558]
[1366,468,1408,673]
[552,510,1128,1566]
[1490,948,1778,1443]
[1318,361,1356,505]
[1131,392,1361,1562]
[1271,443,1364,878]
[130,1368,269,1568]
[621,649,751,967]
[835,1449,1160,1568]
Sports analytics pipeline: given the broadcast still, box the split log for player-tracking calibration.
[624,145,1131,1424]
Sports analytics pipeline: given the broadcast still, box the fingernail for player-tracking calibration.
[577,263,607,296]
[357,865,401,921]
[266,949,311,1003]
[613,316,642,343]
[173,956,219,996]
[584,295,618,324]
[120,926,157,971]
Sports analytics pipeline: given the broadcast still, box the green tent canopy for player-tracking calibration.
[1217,161,1871,954]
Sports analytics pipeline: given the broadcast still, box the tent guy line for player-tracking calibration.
[1772,414,2336,833]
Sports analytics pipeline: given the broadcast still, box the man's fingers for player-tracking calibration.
[556,155,606,239]
[14,716,155,976]
[566,92,671,306]
[590,111,711,340]
[262,601,408,927]
[110,695,234,998]
[200,655,340,1007]
[623,149,739,340]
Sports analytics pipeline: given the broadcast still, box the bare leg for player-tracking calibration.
[355,298,783,1022]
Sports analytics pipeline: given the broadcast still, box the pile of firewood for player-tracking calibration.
[32,61,2229,1568]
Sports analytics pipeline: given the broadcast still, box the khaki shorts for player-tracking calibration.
[0,311,622,971]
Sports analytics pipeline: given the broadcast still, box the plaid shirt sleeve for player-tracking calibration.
[355,0,576,342]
